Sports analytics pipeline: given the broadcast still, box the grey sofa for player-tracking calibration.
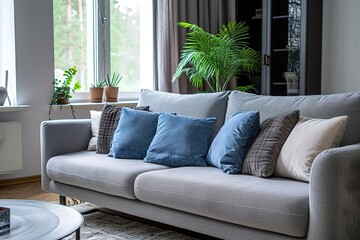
[41,90,360,240]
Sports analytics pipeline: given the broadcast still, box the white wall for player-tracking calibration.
[1,0,360,180]
[0,0,54,180]
[322,0,360,94]
[0,0,95,181]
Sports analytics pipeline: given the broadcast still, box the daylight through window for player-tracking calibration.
[53,0,154,98]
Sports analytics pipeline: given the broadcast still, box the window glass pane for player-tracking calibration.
[110,0,153,91]
[53,0,90,91]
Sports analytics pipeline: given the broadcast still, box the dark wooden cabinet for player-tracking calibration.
[237,0,322,96]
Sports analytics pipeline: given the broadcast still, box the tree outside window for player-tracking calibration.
[53,0,153,95]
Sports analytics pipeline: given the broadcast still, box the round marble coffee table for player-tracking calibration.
[0,199,83,240]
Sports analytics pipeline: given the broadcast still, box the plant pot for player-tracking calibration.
[104,87,119,102]
[56,98,69,104]
[283,71,299,96]
[89,87,104,103]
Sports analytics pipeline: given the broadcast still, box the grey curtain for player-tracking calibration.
[154,0,237,93]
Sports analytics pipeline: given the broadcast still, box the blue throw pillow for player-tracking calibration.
[144,113,217,167]
[109,107,160,159]
[206,111,260,174]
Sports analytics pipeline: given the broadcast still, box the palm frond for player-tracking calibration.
[218,21,250,48]
[172,21,261,92]
[235,85,258,93]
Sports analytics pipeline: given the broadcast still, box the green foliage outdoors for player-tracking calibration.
[172,21,262,92]
[53,1,87,89]
[105,73,123,87]
[53,0,141,91]
[51,66,81,104]
[110,1,140,90]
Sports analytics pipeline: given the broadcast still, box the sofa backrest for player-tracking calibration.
[138,89,230,139]
[225,91,360,146]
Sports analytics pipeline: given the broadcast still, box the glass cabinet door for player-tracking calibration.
[262,0,303,96]
[237,0,321,96]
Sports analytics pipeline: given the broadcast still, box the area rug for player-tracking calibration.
[64,204,199,240]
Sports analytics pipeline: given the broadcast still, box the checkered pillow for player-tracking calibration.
[242,110,300,177]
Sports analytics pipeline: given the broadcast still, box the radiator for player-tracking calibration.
[0,122,22,174]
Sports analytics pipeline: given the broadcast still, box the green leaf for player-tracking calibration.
[173,21,261,92]
[51,66,80,104]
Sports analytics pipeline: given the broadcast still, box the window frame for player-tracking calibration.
[59,0,154,102]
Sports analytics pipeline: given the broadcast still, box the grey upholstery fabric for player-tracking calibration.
[242,110,300,177]
[40,92,360,239]
[40,120,92,190]
[137,89,230,139]
[308,143,360,240]
[226,91,360,146]
[47,151,169,199]
[134,167,309,237]
[48,180,304,240]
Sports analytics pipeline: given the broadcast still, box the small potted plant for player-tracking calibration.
[104,73,122,102]
[89,79,106,103]
[51,66,81,105]
[283,48,300,95]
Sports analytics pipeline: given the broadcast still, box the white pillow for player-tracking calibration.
[87,110,102,151]
[275,116,348,182]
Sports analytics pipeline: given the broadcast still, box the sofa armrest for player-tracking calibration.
[308,143,360,240]
[40,119,91,190]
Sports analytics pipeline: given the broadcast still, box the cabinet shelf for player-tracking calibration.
[272,82,287,86]
[273,49,288,52]
[273,15,289,19]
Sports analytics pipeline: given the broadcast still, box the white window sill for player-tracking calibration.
[0,105,31,113]
[50,101,138,110]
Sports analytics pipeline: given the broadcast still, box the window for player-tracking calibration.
[53,0,154,100]
[0,0,16,106]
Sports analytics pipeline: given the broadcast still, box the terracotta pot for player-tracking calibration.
[104,87,119,102]
[89,87,104,103]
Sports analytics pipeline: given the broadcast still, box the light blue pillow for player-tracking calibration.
[206,111,260,174]
[144,113,217,167]
[109,107,160,159]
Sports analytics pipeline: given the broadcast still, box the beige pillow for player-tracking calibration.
[87,110,102,151]
[275,116,348,182]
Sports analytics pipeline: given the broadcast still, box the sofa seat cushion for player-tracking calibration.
[134,167,309,237]
[47,151,169,199]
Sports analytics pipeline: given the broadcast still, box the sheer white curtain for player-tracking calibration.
[154,0,237,93]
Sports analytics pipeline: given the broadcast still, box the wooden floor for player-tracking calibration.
[0,181,59,203]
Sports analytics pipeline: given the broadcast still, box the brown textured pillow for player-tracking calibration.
[242,110,300,177]
[97,104,150,154]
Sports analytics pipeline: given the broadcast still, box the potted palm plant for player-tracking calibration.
[89,79,106,103]
[51,66,81,105]
[172,21,261,92]
[104,73,122,102]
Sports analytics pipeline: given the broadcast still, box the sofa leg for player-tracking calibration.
[59,195,66,206]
